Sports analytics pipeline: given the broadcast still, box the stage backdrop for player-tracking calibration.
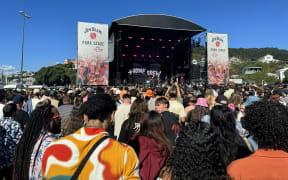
[77,22,109,86]
[207,33,229,85]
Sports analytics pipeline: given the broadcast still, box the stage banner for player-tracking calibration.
[77,22,109,86]
[207,33,229,85]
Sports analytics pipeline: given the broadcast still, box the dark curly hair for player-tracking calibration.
[169,121,229,180]
[84,94,116,122]
[243,100,288,151]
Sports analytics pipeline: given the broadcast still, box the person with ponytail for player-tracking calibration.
[13,104,61,180]
[128,111,172,180]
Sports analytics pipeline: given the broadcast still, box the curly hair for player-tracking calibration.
[169,121,228,180]
[84,94,116,122]
[243,100,288,150]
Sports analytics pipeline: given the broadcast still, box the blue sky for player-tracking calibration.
[0,0,287,72]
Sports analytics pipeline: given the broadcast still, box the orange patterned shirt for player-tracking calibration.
[42,128,139,180]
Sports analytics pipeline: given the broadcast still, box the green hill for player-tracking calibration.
[230,61,286,83]
[193,47,288,61]
[192,47,288,83]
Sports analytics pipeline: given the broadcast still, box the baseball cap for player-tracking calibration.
[13,95,24,104]
[146,89,153,97]
[215,95,228,105]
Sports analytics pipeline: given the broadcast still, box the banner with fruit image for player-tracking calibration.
[77,22,109,85]
[207,33,229,85]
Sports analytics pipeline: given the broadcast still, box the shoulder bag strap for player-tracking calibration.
[71,135,109,180]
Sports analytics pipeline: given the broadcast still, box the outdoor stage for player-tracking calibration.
[108,14,206,86]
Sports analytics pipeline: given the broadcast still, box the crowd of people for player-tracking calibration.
[0,81,288,179]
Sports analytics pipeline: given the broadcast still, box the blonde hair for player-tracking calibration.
[229,94,243,106]
[205,89,215,109]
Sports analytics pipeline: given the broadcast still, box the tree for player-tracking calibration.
[34,63,76,86]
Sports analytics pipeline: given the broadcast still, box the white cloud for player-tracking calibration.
[0,65,17,72]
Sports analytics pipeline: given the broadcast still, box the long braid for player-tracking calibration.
[13,105,54,180]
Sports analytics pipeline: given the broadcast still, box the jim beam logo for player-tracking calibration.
[84,27,103,40]
[211,36,224,47]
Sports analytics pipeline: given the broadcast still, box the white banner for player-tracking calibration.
[77,22,109,85]
[207,33,229,84]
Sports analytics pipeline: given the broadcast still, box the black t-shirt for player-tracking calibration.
[118,119,140,144]
[161,111,180,145]
[14,109,29,130]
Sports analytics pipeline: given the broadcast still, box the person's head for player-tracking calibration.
[169,121,228,179]
[215,95,229,106]
[243,100,288,150]
[128,98,148,121]
[256,87,265,98]
[3,103,17,117]
[138,111,172,156]
[229,93,243,106]
[120,89,128,99]
[270,89,282,102]
[7,93,14,102]
[43,90,50,97]
[205,89,215,107]
[155,87,164,97]
[145,89,153,98]
[49,106,61,134]
[169,88,177,98]
[33,89,40,97]
[129,89,138,97]
[62,104,84,136]
[122,94,131,104]
[155,97,169,113]
[187,96,197,106]
[186,105,209,123]
[49,90,58,99]
[13,95,25,109]
[83,94,116,130]
[62,95,72,105]
[35,98,51,108]
[210,105,237,134]
[13,104,60,179]
[124,98,148,131]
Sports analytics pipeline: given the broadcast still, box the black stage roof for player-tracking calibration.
[108,14,206,85]
[109,14,206,35]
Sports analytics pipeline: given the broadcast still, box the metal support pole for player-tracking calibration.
[19,11,31,84]
[20,17,25,84]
